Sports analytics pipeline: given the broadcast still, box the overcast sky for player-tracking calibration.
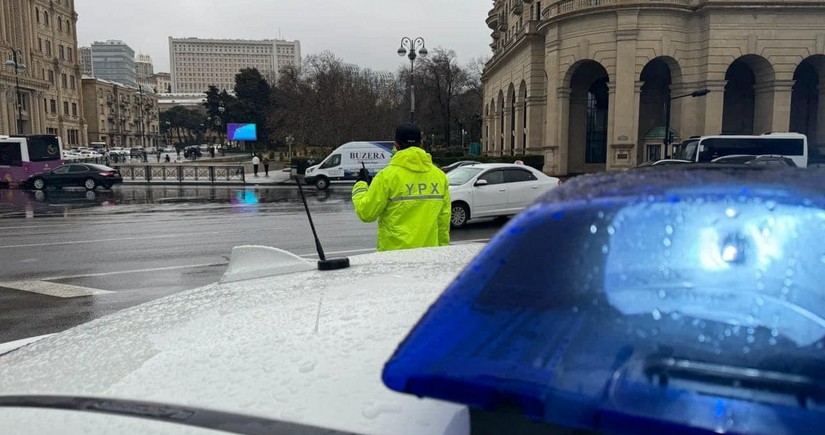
[76,0,492,74]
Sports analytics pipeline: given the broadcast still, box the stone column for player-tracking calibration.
[555,87,570,175]
[768,80,795,133]
[0,87,9,135]
[504,101,513,156]
[514,94,525,153]
[605,81,618,166]
[701,80,727,135]
[494,108,502,156]
[543,28,561,174]
[753,81,777,135]
[526,95,545,154]
[608,14,640,170]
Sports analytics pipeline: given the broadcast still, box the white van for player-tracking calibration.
[304,141,394,189]
[673,133,808,168]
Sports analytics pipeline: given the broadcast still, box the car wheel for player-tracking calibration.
[84,178,97,190]
[315,176,330,190]
[451,202,470,228]
[32,178,46,190]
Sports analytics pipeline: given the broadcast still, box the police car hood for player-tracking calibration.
[389,147,433,173]
[0,244,482,435]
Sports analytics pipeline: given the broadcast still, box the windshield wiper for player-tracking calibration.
[0,395,356,435]
[644,357,825,408]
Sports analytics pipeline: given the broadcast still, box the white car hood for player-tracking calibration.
[0,245,483,435]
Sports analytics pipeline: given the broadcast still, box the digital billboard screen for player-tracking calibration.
[227,123,258,141]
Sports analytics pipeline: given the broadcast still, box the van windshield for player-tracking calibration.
[320,154,341,169]
[674,139,699,161]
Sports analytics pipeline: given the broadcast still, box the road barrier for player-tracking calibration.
[113,164,246,184]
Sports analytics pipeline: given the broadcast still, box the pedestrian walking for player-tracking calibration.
[142,151,148,163]
[252,154,260,177]
[263,155,270,177]
[351,123,450,252]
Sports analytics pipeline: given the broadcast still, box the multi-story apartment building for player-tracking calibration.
[150,72,171,94]
[483,0,825,175]
[169,37,301,93]
[91,40,136,87]
[82,77,159,149]
[79,46,92,76]
[0,0,86,146]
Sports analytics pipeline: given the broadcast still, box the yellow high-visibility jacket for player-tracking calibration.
[352,146,451,251]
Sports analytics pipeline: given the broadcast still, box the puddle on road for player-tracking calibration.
[0,186,349,219]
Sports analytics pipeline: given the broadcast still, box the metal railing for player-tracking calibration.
[113,164,246,184]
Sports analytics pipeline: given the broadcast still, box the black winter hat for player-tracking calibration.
[394,123,422,147]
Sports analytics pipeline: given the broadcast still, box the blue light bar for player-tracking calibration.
[383,166,825,435]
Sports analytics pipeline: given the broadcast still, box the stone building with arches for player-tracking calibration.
[482,0,825,176]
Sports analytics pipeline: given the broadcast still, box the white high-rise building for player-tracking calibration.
[135,53,154,87]
[168,37,301,93]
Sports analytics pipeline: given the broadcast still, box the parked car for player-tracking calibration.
[108,146,128,156]
[441,160,481,173]
[162,147,176,153]
[129,147,144,158]
[25,163,123,190]
[183,146,202,159]
[447,163,562,227]
[711,154,798,167]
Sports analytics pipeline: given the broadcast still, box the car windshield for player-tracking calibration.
[447,167,483,185]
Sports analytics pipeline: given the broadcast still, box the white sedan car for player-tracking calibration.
[447,163,561,227]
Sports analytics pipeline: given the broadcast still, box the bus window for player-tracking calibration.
[698,137,804,162]
[0,141,23,166]
[26,135,61,162]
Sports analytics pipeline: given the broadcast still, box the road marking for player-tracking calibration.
[0,280,113,298]
[41,262,230,281]
[0,227,286,249]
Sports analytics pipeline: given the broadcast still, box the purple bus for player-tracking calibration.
[0,135,64,187]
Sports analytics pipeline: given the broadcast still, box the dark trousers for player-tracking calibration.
[253,164,259,176]
[264,164,269,176]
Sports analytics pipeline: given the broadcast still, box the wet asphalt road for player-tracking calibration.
[0,185,503,343]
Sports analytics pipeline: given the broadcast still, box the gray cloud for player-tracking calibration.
[76,0,492,73]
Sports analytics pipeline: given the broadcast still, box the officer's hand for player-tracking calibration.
[357,167,371,185]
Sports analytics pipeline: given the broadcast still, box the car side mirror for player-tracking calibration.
[475,179,488,187]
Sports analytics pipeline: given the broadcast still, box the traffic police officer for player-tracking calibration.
[352,123,451,251]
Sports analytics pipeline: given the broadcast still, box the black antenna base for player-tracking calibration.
[318,257,351,271]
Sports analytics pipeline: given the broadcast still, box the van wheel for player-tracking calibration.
[315,176,329,190]
[451,202,470,228]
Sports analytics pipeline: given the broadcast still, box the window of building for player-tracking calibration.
[71,75,76,90]
[68,130,79,145]
[50,99,57,114]
[38,38,42,53]
[58,17,63,31]
[61,73,67,88]
[72,102,78,116]
[48,70,54,84]
[46,41,52,56]
[67,48,72,62]
[36,8,40,23]
[44,11,50,27]
[64,101,69,115]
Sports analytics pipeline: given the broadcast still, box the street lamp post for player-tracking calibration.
[216,105,225,147]
[664,88,710,157]
[4,49,27,134]
[397,37,428,124]
[286,135,294,160]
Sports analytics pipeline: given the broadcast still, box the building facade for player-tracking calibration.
[482,0,825,176]
[82,77,159,149]
[91,40,136,87]
[1,0,87,146]
[169,37,301,93]
[135,53,153,87]
[150,72,171,93]
[79,45,92,76]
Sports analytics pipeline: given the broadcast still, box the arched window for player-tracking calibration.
[58,17,63,31]
[44,11,50,27]
[36,8,40,23]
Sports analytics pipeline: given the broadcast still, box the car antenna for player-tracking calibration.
[295,178,351,271]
